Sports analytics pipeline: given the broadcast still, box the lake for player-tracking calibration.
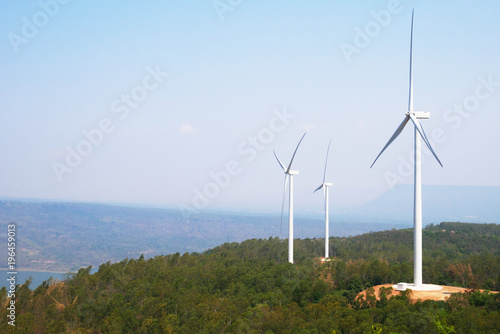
[1,268,98,290]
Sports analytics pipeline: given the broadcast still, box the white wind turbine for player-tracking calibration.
[370,10,443,290]
[274,132,306,264]
[314,139,333,259]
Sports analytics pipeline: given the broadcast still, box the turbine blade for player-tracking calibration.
[273,150,286,171]
[370,116,410,168]
[286,132,307,172]
[322,139,332,183]
[408,114,443,167]
[408,9,414,112]
[280,175,289,235]
[313,184,324,194]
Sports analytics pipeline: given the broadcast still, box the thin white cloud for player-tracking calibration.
[179,124,195,134]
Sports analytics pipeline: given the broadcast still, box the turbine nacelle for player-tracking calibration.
[407,111,430,119]
[314,182,333,194]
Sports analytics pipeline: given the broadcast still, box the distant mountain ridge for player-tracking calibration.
[0,199,404,271]
[340,185,500,225]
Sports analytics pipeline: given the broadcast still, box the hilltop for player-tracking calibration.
[358,284,497,303]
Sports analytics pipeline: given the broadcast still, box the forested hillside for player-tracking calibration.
[1,222,499,333]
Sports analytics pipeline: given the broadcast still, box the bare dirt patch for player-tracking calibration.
[358,284,498,303]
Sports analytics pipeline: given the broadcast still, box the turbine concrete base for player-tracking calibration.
[393,282,443,291]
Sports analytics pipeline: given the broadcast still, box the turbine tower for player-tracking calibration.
[274,132,306,264]
[370,10,443,290]
[314,140,333,259]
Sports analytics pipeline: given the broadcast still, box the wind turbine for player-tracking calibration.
[370,9,443,290]
[314,140,333,259]
[274,132,306,264]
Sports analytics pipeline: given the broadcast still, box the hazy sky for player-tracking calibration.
[1,0,499,215]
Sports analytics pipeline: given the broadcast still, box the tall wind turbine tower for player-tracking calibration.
[370,10,443,290]
[314,140,333,259]
[274,133,306,264]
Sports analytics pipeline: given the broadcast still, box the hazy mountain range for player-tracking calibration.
[0,185,497,271]
[342,185,500,224]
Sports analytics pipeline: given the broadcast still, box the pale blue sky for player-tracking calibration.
[1,0,499,214]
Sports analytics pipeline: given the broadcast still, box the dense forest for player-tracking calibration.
[1,222,499,333]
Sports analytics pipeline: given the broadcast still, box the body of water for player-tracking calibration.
[1,269,97,290]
